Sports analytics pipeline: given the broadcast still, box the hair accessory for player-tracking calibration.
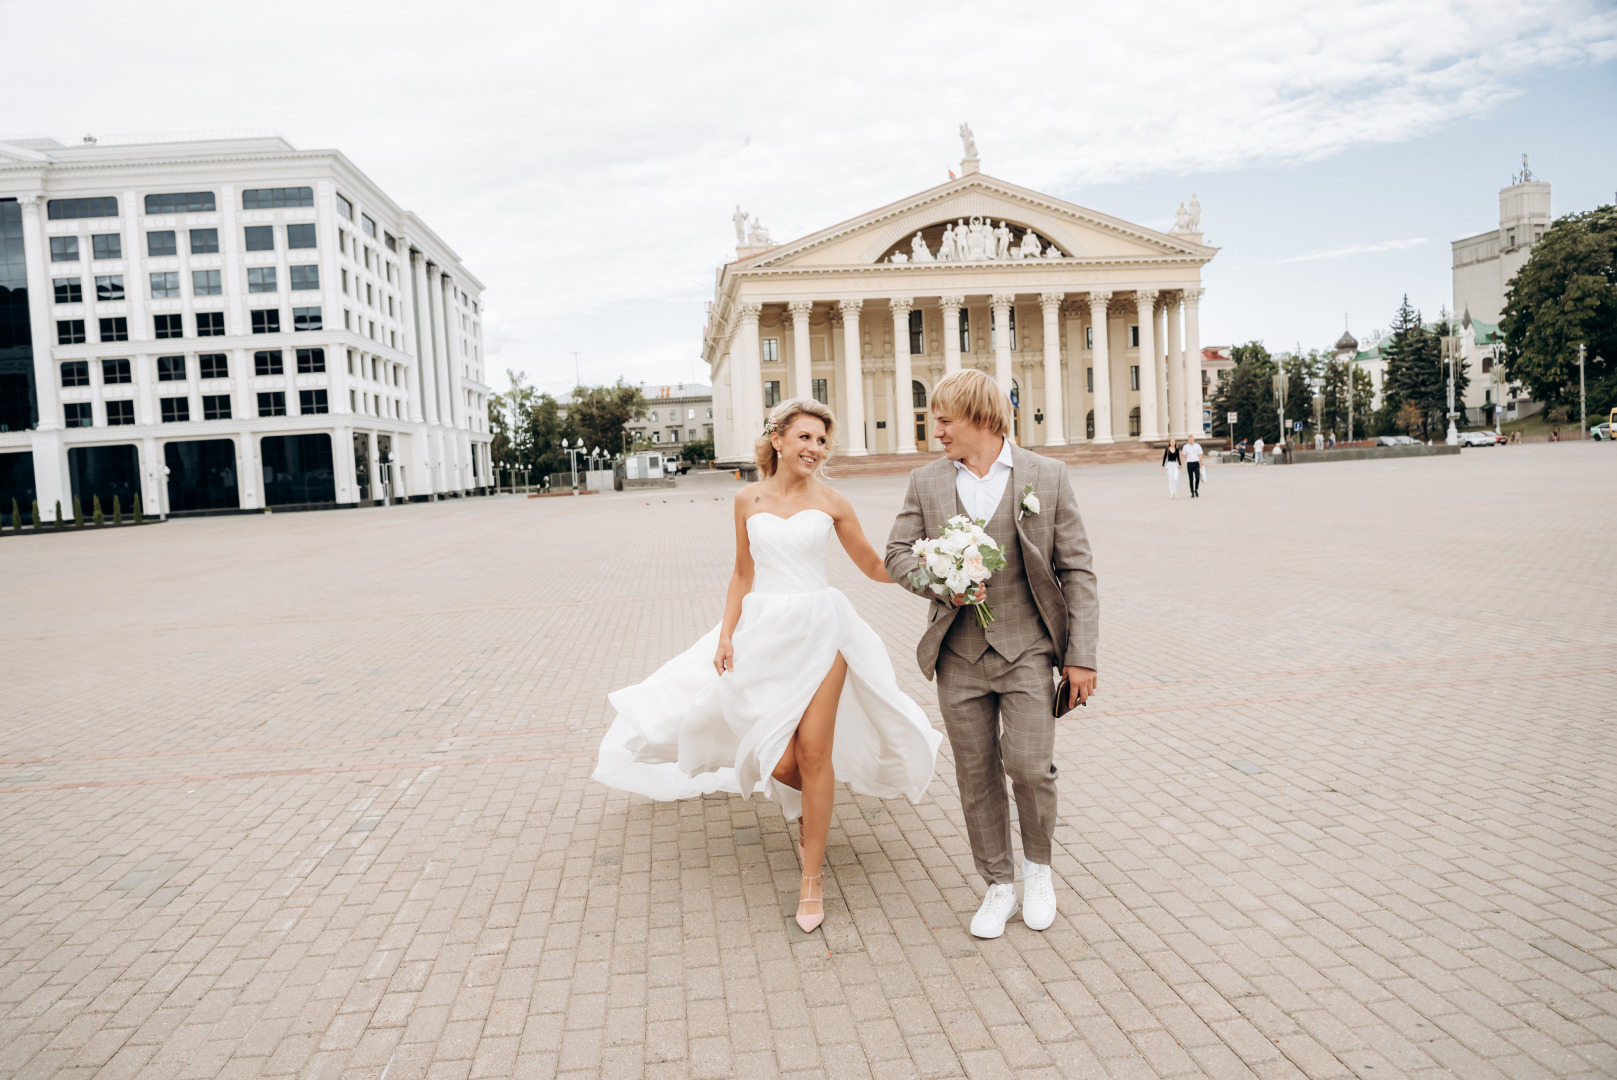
[762,417,777,436]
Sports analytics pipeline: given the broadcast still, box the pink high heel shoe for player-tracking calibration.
[795,873,824,933]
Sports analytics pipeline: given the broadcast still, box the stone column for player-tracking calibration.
[1088,292,1114,444]
[710,354,733,462]
[838,300,867,455]
[398,241,425,424]
[1184,288,1204,438]
[788,300,813,404]
[991,294,1015,412]
[412,255,438,426]
[941,296,964,375]
[890,298,915,452]
[1063,302,1086,442]
[1039,293,1065,446]
[1153,298,1170,440]
[1134,290,1160,440]
[863,367,877,453]
[1165,292,1185,438]
[425,263,450,491]
[735,302,763,442]
[440,275,469,490]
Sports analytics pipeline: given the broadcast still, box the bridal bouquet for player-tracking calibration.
[907,515,1008,628]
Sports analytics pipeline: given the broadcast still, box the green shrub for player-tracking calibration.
[73,497,83,527]
[133,493,143,524]
[54,500,63,529]
[112,496,123,525]
[31,500,40,531]
[8,497,16,531]
[92,495,104,526]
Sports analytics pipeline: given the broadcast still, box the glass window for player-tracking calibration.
[100,317,129,342]
[196,311,225,336]
[160,396,190,423]
[251,309,281,334]
[102,358,131,384]
[199,353,228,379]
[144,192,215,215]
[257,391,287,417]
[299,389,329,415]
[909,309,923,355]
[761,338,779,362]
[289,264,319,291]
[242,187,314,210]
[296,348,325,373]
[202,394,231,420]
[1129,365,1139,391]
[763,381,781,408]
[147,230,177,257]
[247,267,277,293]
[153,314,182,339]
[384,232,397,252]
[91,234,121,260]
[959,308,970,353]
[157,355,185,381]
[56,319,86,345]
[150,271,180,298]
[64,402,93,427]
[293,307,321,332]
[912,380,927,408]
[96,275,124,301]
[61,360,89,386]
[192,269,222,295]
[50,236,79,262]
[53,278,83,304]
[811,379,828,405]
[1086,367,1093,393]
[335,193,353,219]
[244,226,274,251]
[1085,326,1093,349]
[1129,325,1139,348]
[287,223,316,249]
[254,350,284,376]
[47,197,118,220]
[189,228,219,254]
[1128,406,1141,437]
[361,214,376,238]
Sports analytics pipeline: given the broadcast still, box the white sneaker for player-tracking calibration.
[1022,860,1057,931]
[970,883,1020,938]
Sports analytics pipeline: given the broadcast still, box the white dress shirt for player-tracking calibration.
[1181,441,1203,464]
[953,438,1014,522]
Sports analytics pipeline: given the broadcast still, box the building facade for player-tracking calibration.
[0,133,491,519]
[703,146,1216,465]
[626,383,713,451]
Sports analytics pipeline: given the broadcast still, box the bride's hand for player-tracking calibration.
[713,638,734,675]
[949,584,987,607]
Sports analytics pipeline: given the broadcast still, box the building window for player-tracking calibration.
[64,402,92,427]
[193,269,222,295]
[157,355,185,381]
[289,265,319,291]
[199,353,228,379]
[145,192,215,214]
[244,226,274,252]
[106,400,135,425]
[254,350,284,376]
[1085,326,1093,350]
[96,274,124,301]
[763,381,781,407]
[247,267,278,293]
[909,309,924,355]
[47,197,118,220]
[384,232,397,252]
[296,348,325,373]
[50,236,79,262]
[202,394,231,420]
[242,187,313,210]
[912,380,927,408]
[188,228,220,254]
[1128,406,1141,436]
[147,230,177,257]
[361,214,376,238]
[1086,410,1095,439]
[1129,365,1139,391]
[346,349,355,374]
[57,319,86,344]
[251,309,281,334]
[150,271,180,298]
[92,234,121,260]
[196,311,225,336]
[256,391,286,417]
[102,358,131,384]
[1481,356,1493,373]
[652,431,661,443]
[811,379,828,405]
[761,338,779,362]
[61,360,89,386]
[293,307,321,332]
[299,389,329,414]
[287,223,317,250]
[335,193,353,219]
[959,308,971,353]
[100,317,129,342]
[53,277,82,304]
[1129,325,1139,348]
[1086,367,1093,393]
[153,314,182,339]
[160,396,190,423]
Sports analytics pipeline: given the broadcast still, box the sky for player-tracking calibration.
[7,0,1616,396]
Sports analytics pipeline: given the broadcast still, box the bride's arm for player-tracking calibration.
[826,490,893,583]
[715,492,756,673]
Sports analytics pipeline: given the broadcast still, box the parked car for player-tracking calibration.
[1375,435,1401,446]
[1591,422,1612,441]
[663,457,692,476]
[1458,430,1495,447]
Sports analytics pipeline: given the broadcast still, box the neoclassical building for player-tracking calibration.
[704,141,1216,465]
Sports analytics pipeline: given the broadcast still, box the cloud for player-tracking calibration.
[1280,239,1433,263]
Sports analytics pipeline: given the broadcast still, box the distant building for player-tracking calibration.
[628,383,713,450]
[1452,156,1551,327]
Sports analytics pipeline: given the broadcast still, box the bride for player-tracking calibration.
[593,398,942,931]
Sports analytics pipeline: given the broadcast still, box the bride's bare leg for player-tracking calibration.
[795,653,847,887]
[771,736,802,791]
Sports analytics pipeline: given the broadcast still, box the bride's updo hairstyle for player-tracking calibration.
[755,398,837,478]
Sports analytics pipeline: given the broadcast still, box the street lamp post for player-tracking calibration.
[1272,369,1288,452]
[1579,342,1587,439]
[1444,318,1460,446]
[562,438,584,490]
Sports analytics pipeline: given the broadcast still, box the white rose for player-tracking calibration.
[944,569,970,595]
[926,550,953,576]
[1022,492,1041,514]
[911,538,928,557]
[962,550,986,580]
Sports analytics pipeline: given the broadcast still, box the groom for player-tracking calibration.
[885,369,1098,939]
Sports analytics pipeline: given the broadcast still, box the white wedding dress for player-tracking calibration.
[593,508,943,820]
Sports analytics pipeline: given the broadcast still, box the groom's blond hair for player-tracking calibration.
[931,369,1011,437]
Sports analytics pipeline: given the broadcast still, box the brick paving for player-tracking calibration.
[1,442,1613,1080]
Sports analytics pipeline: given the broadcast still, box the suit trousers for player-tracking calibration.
[936,639,1059,885]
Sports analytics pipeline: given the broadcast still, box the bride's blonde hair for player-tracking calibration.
[755,398,836,478]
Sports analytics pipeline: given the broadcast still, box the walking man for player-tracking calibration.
[1183,434,1204,497]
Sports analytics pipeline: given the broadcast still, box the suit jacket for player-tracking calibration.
[884,442,1099,680]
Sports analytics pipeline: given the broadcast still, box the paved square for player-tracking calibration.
[2,444,1614,1080]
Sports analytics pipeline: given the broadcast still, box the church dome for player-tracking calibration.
[1334,329,1359,352]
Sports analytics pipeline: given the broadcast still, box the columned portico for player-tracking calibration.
[1183,289,1204,437]
[788,300,813,405]
[1039,293,1065,446]
[890,299,916,452]
[941,296,964,376]
[1165,292,1185,438]
[1134,290,1161,441]
[838,300,867,455]
[735,303,763,441]
[1088,292,1114,444]
[990,294,1014,413]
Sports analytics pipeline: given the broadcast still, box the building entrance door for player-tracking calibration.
[164,439,241,512]
[353,432,372,503]
[376,434,393,504]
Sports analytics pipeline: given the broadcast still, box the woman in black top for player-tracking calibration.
[1162,439,1181,498]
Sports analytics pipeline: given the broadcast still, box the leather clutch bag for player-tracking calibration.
[1053,676,1086,717]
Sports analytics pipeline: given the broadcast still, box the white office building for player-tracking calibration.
[0,132,491,520]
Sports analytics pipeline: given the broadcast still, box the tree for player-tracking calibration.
[680,438,715,464]
[1380,296,1444,439]
[1500,204,1617,411]
[525,393,574,478]
[568,381,646,458]
[73,497,83,527]
[1279,350,1320,437]
[1210,341,1278,443]
[92,495,104,526]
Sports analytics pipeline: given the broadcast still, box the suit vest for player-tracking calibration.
[944,479,1043,662]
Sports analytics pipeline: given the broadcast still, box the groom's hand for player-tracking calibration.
[1063,666,1097,708]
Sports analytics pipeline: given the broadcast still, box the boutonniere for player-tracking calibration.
[1018,483,1040,521]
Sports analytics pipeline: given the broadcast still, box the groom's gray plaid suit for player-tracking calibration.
[885,443,1098,885]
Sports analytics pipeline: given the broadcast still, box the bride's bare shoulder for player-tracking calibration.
[815,482,856,518]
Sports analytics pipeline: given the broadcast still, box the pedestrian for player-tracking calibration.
[1162,439,1181,498]
[1552,426,1560,442]
[1254,435,1265,464]
[1182,435,1204,498]
[1237,438,1248,463]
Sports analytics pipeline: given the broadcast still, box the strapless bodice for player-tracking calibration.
[746,509,832,594]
